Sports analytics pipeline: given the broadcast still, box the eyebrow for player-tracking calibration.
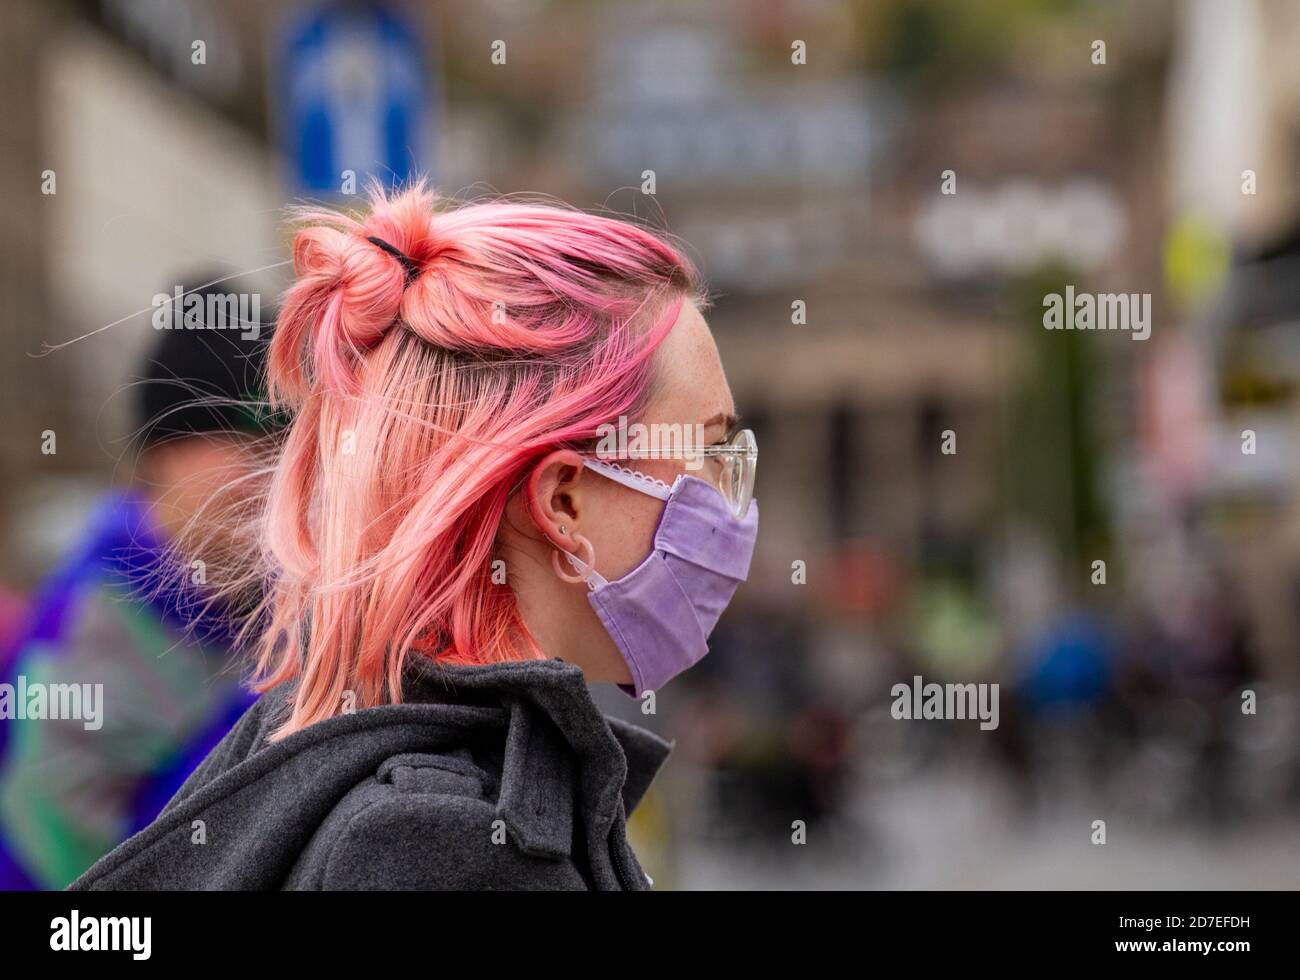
[701,412,741,434]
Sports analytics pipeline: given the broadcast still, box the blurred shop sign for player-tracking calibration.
[583,28,880,185]
[272,3,434,194]
[677,201,866,292]
[587,89,877,185]
[913,178,1126,278]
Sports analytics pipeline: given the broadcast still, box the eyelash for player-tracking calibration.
[714,423,742,446]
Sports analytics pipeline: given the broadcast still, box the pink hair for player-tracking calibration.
[249,181,698,740]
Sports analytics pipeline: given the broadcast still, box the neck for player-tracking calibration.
[506,550,626,687]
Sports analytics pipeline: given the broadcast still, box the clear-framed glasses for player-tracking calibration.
[578,427,757,519]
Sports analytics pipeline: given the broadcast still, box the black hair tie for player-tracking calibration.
[366,235,421,286]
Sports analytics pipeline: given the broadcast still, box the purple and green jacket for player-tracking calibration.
[0,490,255,889]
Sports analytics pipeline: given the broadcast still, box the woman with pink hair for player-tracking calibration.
[69,181,758,891]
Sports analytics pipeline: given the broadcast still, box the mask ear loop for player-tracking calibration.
[552,532,606,586]
[581,457,674,500]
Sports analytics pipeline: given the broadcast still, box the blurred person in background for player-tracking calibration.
[0,275,276,889]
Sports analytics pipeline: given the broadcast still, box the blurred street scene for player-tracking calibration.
[3,0,1300,888]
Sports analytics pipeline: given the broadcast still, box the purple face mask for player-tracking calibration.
[564,457,759,697]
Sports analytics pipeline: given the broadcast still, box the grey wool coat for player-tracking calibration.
[67,657,674,890]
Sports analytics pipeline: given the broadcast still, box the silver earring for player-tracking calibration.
[559,525,569,536]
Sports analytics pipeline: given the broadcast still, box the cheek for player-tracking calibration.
[585,484,664,581]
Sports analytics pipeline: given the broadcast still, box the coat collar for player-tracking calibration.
[403,656,674,860]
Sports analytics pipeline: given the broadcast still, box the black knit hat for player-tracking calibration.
[135,273,283,447]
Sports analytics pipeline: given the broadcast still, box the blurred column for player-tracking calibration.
[0,0,77,581]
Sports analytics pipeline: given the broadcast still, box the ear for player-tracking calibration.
[524,449,588,552]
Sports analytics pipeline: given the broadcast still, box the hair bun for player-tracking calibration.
[278,223,412,395]
[269,178,695,405]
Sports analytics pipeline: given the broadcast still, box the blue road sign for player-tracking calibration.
[274,3,434,194]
